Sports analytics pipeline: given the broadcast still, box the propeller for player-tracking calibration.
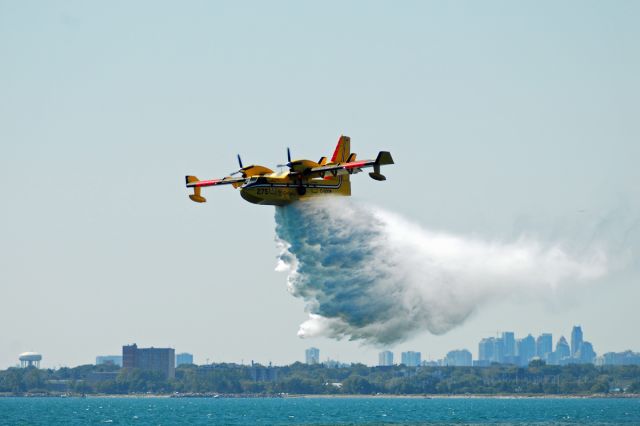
[277,147,292,168]
[230,154,244,176]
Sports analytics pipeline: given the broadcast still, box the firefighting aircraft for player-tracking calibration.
[185,135,394,206]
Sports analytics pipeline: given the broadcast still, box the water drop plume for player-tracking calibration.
[274,198,608,345]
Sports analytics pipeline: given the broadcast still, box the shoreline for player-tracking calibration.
[288,393,640,399]
[2,392,639,399]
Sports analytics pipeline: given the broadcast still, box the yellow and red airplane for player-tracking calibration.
[185,135,394,206]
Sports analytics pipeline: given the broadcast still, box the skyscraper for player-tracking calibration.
[516,334,536,365]
[571,326,583,357]
[445,349,472,367]
[555,336,571,361]
[536,333,553,360]
[305,347,320,364]
[576,341,596,364]
[478,338,495,362]
[502,332,515,358]
[378,351,394,366]
[493,338,505,363]
[122,344,175,379]
[401,351,421,367]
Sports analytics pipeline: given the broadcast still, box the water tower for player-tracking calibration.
[19,352,42,368]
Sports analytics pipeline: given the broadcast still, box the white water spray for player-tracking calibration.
[275,199,609,345]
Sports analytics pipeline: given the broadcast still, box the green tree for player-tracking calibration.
[22,368,45,391]
[627,380,640,393]
[342,375,375,394]
[0,368,24,392]
[277,376,323,394]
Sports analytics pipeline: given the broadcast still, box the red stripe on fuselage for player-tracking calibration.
[343,161,368,169]
[194,179,221,187]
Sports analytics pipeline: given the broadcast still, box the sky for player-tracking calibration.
[1,1,639,369]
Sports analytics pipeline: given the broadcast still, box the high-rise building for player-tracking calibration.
[305,347,320,364]
[516,334,536,365]
[96,355,123,367]
[536,334,553,360]
[571,326,583,357]
[478,337,496,366]
[576,341,596,364]
[596,351,640,366]
[478,338,495,362]
[445,349,472,367]
[378,351,394,366]
[122,344,175,379]
[401,351,421,367]
[555,336,571,362]
[493,338,505,363]
[176,352,194,366]
[502,332,515,358]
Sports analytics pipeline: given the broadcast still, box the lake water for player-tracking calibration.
[1,397,639,425]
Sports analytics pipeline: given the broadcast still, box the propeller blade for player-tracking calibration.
[237,154,243,169]
[277,148,293,168]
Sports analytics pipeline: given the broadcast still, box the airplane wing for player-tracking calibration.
[185,175,246,203]
[303,151,394,181]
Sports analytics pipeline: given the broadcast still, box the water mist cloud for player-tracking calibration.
[274,199,609,345]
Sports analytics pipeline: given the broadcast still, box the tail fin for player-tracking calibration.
[330,135,351,163]
[375,151,394,166]
[369,151,394,181]
[185,176,207,203]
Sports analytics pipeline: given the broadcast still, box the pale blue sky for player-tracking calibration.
[1,1,639,368]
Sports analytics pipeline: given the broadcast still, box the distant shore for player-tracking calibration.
[3,392,640,399]
[288,393,640,399]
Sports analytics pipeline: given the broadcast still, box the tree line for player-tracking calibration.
[1,361,640,395]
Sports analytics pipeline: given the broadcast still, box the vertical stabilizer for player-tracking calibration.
[330,135,351,163]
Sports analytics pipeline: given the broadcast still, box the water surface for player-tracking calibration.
[1,397,639,425]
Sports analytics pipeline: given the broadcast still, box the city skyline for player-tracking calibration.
[8,324,640,370]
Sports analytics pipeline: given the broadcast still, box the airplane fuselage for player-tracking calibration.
[239,174,350,206]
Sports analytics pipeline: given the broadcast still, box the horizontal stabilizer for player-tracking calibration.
[375,151,394,165]
[369,151,393,181]
[186,175,206,203]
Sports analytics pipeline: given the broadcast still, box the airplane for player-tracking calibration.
[185,135,394,206]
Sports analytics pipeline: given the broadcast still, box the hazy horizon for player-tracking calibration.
[1,1,639,369]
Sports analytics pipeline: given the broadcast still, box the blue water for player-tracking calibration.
[0,397,639,425]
